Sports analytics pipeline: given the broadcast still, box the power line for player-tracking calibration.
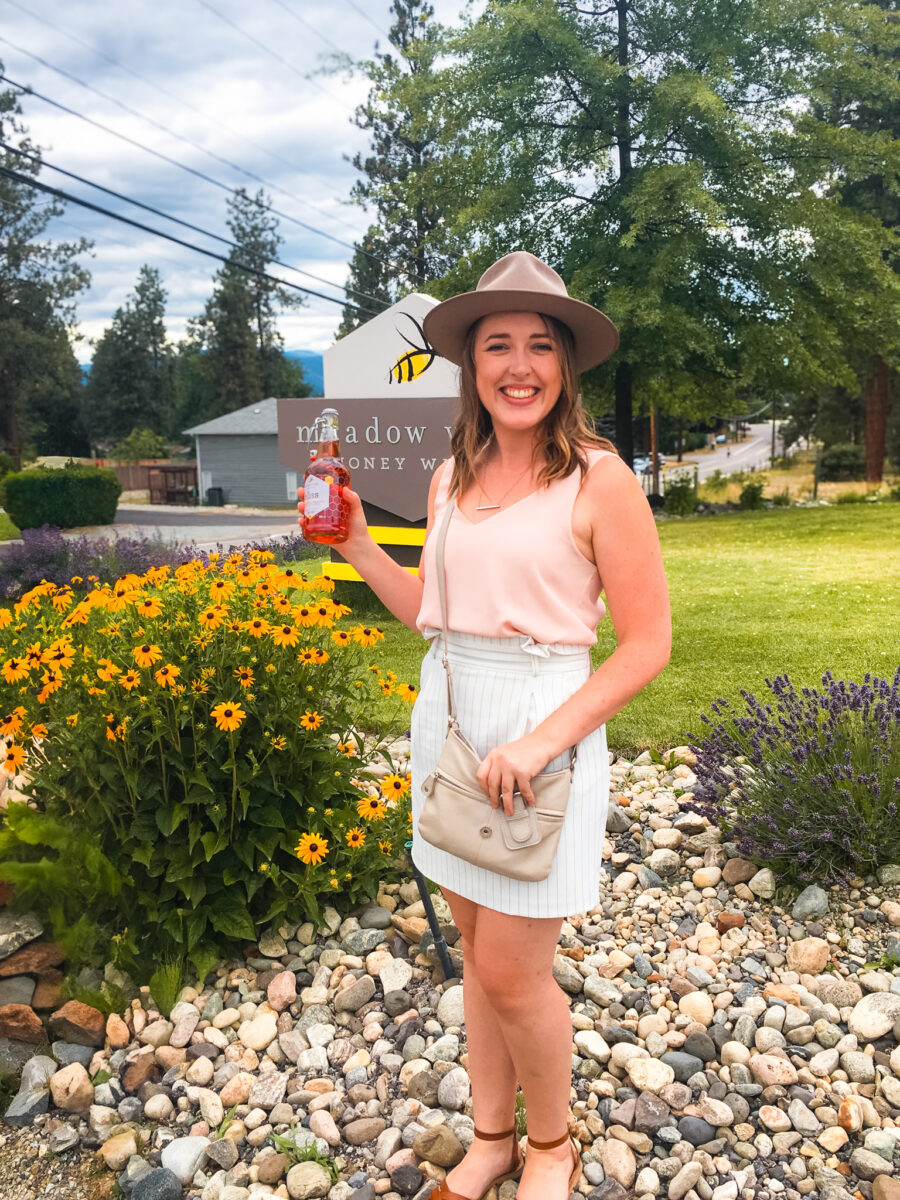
[0,72,407,278]
[342,0,395,46]
[1,140,392,312]
[194,0,352,110]
[1,0,351,213]
[0,163,377,316]
[266,0,346,58]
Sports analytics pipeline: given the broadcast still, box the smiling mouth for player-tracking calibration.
[501,386,539,399]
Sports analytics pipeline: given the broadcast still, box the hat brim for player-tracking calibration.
[422,288,619,374]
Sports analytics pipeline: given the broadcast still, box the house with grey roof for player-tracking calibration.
[184,397,302,507]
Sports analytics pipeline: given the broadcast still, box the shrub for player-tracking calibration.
[703,469,729,495]
[109,428,168,462]
[663,473,696,516]
[0,551,416,979]
[835,491,866,504]
[739,478,766,509]
[820,442,866,482]
[771,490,791,507]
[4,464,121,530]
[685,669,900,886]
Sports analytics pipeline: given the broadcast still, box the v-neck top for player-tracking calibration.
[416,448,611,645]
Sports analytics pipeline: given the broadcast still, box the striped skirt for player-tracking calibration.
[410,631,610,918]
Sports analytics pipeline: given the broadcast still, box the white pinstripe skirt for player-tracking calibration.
[410,631,610,918]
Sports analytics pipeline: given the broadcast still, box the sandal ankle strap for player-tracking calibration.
[526,1131,572,1150]
[474,1127,517,1141]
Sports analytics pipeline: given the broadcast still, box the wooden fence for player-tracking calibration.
[94,460,198,492]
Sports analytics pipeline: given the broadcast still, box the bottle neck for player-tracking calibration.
[316,438,340,459]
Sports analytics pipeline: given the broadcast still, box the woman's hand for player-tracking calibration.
[297,485,371,553]
[477,734,553,815]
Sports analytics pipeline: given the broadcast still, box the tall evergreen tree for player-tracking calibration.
[83,265,174,446]
[336,226,394,338]
[0,71,91,466]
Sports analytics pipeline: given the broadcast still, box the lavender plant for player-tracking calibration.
[686,668,900,885]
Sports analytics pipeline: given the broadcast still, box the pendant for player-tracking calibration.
[475,504,501,510]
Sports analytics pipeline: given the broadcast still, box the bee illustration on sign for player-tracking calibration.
[388,313,436,384]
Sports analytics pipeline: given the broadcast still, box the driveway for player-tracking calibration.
[663,422,781,482]
[111,504,300,552]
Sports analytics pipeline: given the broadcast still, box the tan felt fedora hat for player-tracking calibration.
[422,251,619,374]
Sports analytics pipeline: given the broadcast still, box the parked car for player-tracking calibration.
[632,454,666,473]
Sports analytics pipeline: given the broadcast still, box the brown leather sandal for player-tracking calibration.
[525,1130,583,1193]
[430,1126,524,1200]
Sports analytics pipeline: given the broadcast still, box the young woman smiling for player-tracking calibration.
[298,252,671,1200]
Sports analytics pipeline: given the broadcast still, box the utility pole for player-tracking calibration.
[771,399,777,467]
[650,403,660,494]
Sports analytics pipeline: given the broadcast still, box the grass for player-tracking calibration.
[692,448,899,505]
[0,513,21,541]
[297,502,900,757]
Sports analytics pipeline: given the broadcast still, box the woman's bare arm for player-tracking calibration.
[297,464,446,632]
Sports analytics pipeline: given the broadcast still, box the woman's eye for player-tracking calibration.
[533,343,554,352]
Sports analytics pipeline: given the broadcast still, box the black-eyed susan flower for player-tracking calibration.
[133,644,162,669]
[295,832,328,865]
[2,744,26,774]
[134,596,163,618]
[120,671,140,691]
[272,624,299,648]
[294,605,316,628]
[313,648,329,664]
[30,723,48,740]
[50,589,74,613]
[357,795,387,821]
[209,579,234,600]
[0,610,11,630]
[331,630,351,648]
[106,725,117,742]
[154,663,181,688]
[66,713,78,727]
[379,840,392,854]
[0,710,24,738]
[199,607,224,631]
[211,701,247,732]
[24,643,43,670]
[336,741,355,757]
[351,626,381,648]
[297,649,317,666]
[270,735,286,750]
[42,641,75,670]
[38,669,62,696]
[379,680,393,696]
[299,710,323,731]
[312,573,335,593]
[381,773,411,799]
[397,683,418,703]
[346,827,365,848]
[244,618,269,638]
[191,680,209,695]
[234,667,254,688]
[271,594,291,613]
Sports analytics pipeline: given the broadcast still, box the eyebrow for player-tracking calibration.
[483,330,553,340]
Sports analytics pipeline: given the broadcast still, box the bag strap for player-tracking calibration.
[434,492,459,728]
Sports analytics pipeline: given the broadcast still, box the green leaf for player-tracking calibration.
[200,830,228,862]
[211,904,255,941]
[184,909,208,951]
[255,805,287,829]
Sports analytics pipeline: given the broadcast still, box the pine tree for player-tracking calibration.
[336,226,394,338]
[0,72,91,466]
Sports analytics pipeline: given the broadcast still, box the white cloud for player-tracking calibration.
[3,0,475,352]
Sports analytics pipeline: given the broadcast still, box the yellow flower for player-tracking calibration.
[62,603,89,627]
[381,773,411,799]
[271,594,291,613]
[0,710,24,738]
[312,573,335,592]
[270,735,286,750]
[272,624,299,648]
[379,680,393,696]
[336,741,355,757]
[106,725,117,742]
[39,668,63,695]
[397,683,418,703]
[234,667,254,687]
[357,795,387,821]
[209,579,234,600]
[211,701,247,732]
[265,664,277,673]
[42,640,75,670]
[24,643,43,670]
[226,618,242,634]
[299,710,323,731]
[154,663,181,688]
[294,605,316,628]
[313,648,329,664]
[297,649,317,666]
[331,630,351,648]
[120,671,140,691]
[2,658,29,684]
[329,877,339,888]
[244,618,269,638]
[351,625,383,648]
[295,832,329,865]
[66,714,78,727]
[0,610,12,629]
[379,840,392,854]
[2,744,26,774]
[107,583,136,612]
[259,862,269,872]
[133,644,162,669]
[199,607,224,631]
[134,596,163,618]
[30,722,48,740]
[191,679,209,695]
[312,604,335,628]
[346,827,366,848]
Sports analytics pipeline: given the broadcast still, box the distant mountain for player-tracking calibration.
[286,350,324,396]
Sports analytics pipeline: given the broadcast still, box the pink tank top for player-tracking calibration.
[416,448,611,646]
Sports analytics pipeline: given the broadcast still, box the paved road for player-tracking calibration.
[110,505,299,551]
[661,421,781,482]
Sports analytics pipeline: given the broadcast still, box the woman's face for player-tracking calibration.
[472,311,563,437]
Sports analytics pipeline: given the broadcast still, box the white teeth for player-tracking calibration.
[504,387,537,398]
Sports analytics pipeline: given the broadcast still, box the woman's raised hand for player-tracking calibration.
[476,734,552,816]
[296,485,371,552]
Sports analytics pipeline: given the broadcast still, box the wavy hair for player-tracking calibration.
[447,314,617,498]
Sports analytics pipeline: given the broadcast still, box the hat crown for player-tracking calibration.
[476,251,568,300]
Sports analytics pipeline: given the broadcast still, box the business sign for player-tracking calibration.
[277,293,459,523]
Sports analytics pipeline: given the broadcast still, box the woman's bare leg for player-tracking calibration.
[439,888,521,1197]
[472,907,577,1199]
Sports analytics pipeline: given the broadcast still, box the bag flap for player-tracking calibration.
[499,800,541,849]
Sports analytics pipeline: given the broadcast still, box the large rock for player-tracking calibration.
[0,1002,44,1043]
[48,1000,105,1046]
[849,994,900,1041]
[748,1054,798,1086]
[132,1168,183,1200]
[4,1054,57,1126]
[160,1136,210,1183]
[286,1161,332,1199]
[412,1124,465,1167]
[0,912,44,962]
[602,1139,636,1188]
[786,937,830,974]
[748,869,776,898]
[626,1058,675,1092]
[49,1062,93,1113]
[792,885,830,921]
[0,941,64,977]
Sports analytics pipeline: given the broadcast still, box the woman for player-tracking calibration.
[299,252,671,1200]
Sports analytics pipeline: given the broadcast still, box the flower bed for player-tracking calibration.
[0,549,417,983]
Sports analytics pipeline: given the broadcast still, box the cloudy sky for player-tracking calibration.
[1,0,474,355]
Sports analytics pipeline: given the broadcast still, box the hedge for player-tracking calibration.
[3,464,122,530]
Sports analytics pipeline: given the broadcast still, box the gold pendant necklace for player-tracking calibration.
[476,462,535,511]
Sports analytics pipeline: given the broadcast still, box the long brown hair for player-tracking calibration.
[448,313,617,497]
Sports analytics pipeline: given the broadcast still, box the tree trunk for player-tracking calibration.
[615,361,634,467]
[677,419,684,462]
[865,356,889,484]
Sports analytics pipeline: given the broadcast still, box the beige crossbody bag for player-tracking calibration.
[416,497,576,882]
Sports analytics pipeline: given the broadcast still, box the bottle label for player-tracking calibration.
[305,476,330,517]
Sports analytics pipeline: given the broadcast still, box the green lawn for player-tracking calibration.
[305,503,900,756]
